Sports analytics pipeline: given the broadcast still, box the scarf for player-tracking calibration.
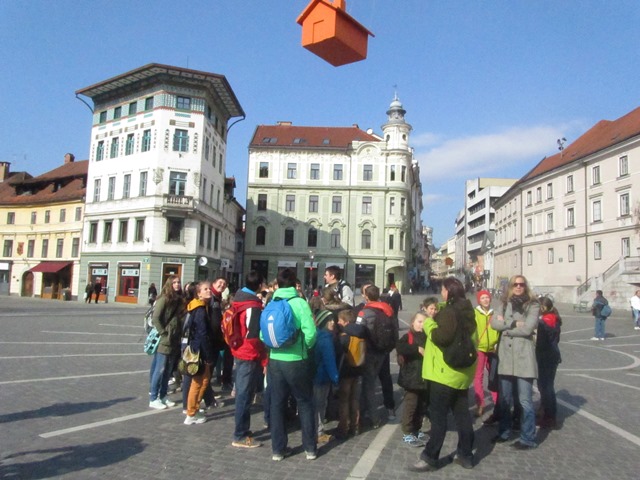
[510,294,529,314]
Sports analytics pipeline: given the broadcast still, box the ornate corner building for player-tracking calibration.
[244,97,423,292]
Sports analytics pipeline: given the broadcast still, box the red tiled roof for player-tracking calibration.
[250,124,379,149]
[524,105,640,181]
[0,160,88,206]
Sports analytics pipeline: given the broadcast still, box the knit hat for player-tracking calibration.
[476,289,491,303]
[314,309,333,330]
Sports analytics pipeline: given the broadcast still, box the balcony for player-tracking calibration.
[162,194,194,217]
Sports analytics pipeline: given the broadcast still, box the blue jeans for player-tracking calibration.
[633,308,640,327]
[234,359,262,441]
[594,316,606,338]
[149,352,172,402]
[498,375,536,446]
[268,358,316,455]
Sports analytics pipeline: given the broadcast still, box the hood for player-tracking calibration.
[365,301,394,317]
[475,305,493,315]
[450,298,476,331]
[234,289,261,304]
[272,286,298,301]
[187,298,207,312]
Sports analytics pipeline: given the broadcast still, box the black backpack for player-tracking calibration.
[370,309,397,353]
[441,318,477,369]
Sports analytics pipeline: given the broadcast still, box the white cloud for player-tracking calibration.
[415,124,575,182]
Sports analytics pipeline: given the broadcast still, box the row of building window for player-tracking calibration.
[88,218,146,244]
[258,162,407,182]
[257,193,407,215]
[98,97,155,124]
[198,222,220,251]
[254,225,405,250]
[524,157,629,207]
[526,237,632,265]
[6,207,82,225]
[2,238,80,258]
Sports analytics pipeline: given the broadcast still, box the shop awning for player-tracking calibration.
[29,261,73,273]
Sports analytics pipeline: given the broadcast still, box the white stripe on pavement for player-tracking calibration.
[0,370,147,385]
[347,423,398,479]
[40,408,170,438]
[0,353,146,359]
[565,373,640,392]
[41,330,141,337]
[0,342,138,345]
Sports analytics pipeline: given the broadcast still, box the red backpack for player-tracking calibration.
[221,302,259,349]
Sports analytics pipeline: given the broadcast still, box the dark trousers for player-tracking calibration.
[421,381,474,463]
[401,388,428,435]
[360,350,386,424]
[233,359,261,440]
[537,362,558,420]
[378,352,395,410]
[268,359,316,455]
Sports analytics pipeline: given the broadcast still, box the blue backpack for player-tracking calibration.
[260,297,298,348]
[600,304,612,317]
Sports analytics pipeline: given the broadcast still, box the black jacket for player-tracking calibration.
[396,329,428,391]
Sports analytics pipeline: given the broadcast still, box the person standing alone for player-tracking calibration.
[591,290,609,341]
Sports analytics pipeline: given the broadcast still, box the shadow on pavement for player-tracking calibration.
[0,437,145,479]
[0,397,135,424]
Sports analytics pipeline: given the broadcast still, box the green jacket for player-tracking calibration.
[151,295,184,355]
[474,306,500,353]
[264,287,317,361]
[422,298,477,390]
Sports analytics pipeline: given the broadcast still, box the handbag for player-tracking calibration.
[441,318,477,369]
[178,345,202,376]
[143,327,161,355]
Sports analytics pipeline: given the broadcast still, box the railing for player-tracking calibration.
[576,256,640,297]
[163,194,194,208]
[576,276,594,297]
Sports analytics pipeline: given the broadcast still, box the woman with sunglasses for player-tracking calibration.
[490,275,540,449]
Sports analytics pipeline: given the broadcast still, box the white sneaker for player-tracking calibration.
[184,413,206,425]
[160,397,176,407]
[634,326,640,330]
[590,337,599,341]
[149,399,167,410]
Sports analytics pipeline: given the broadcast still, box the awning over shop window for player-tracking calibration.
[29,261,73,273]
[277,261,298,268]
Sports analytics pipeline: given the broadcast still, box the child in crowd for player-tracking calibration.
[335,308,366,439]
[313,308,340,444]
[536,296,562,429]
[396,310,430,447]
[473,290,500,417]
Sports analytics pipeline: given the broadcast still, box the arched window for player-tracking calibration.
[307,227,317,247]
[361,229,371,249]
[256,226,266,246]
[330,229,341,248]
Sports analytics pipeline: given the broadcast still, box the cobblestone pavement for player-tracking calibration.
[0,294,638,479]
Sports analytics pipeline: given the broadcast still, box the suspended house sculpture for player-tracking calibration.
[297,0,374,66]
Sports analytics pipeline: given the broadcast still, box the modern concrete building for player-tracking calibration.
[0,155,87,299]
[244,97,423,292]
[75,64,245,304]
[494,106,640,306]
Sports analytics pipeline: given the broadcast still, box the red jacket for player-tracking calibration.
[229,290,267,365]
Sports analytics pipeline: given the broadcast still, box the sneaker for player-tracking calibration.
[317,433,334,444]
[511,440,537,450]
[160,397,176,407]
[305,451,317,460]
[232,437,261,448]
[599,337,605,341]
[387,408,396,420]
[454,455,474,469]
[272,453,285,462]
[590,337,599,341]
[184,413,207,425]
[149,399,167,410]
[403,434,426,447]
[417,431,428,441]
[168,378,176,386]
[634,326,640,330]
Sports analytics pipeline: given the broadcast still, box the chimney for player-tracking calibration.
[64,153,75,164]
[277,121,292,126]
[0,161,10,182]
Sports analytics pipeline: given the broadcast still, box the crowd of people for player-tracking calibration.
[146,269,562,470]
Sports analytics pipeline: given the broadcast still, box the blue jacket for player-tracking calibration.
[314,330,339,385]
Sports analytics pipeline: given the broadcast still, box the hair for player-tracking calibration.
[504,275,535,303]
[364,284,380,301]
[442,277,466,303]
[596,290,603,296]
[360,283,372,295]
[308,295,324,313]
[267,278,278,290]
[183,281,197,302]
[160,275,182,303]
[245,270,264,292]
[540,296,562,326]
[338,308,355,324]
[324,265,342,281]
[277,268,297,289]
[410,311,427,330]
[421,296,439,311]
[149,283,155,288]
[321,287,341,305]
[196,280,211,297]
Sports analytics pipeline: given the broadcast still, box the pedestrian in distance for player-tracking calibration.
[473,289,500,418]
[591,290,609,341]
[629,290,640,330]
[93,281,102,303]
[84,281,93,303]
[148,282,157,305]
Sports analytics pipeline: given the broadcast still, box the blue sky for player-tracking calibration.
[2,1,640,247]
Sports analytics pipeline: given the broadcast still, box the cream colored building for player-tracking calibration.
[494,106,640,306]
[244,97,423,292]
[0,155,86,299]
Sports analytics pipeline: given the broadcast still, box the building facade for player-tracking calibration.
[494,106,640,306]
[75,64,244,304]
[244,98,423,292]
[0,155,87,299]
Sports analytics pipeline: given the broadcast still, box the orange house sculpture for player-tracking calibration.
[297,0,374,67]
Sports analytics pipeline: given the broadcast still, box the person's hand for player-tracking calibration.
[516,321,525,328]
[418,346,425,356]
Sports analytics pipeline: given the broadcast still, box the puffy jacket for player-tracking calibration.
[422,298,477,390]
[397,329,428,391]
[264,286,317,361]
[187,298,215,364]
[229,289,267,365]
[536,312,561,366]
[152,295,184,355]
[314,329,339,385]
[475,306,500,353]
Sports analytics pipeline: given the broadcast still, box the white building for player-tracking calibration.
[494,106,640,306]
[75,64,245,304]
[244,97,423,292]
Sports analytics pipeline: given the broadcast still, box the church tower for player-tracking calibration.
[382,95,412,151]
